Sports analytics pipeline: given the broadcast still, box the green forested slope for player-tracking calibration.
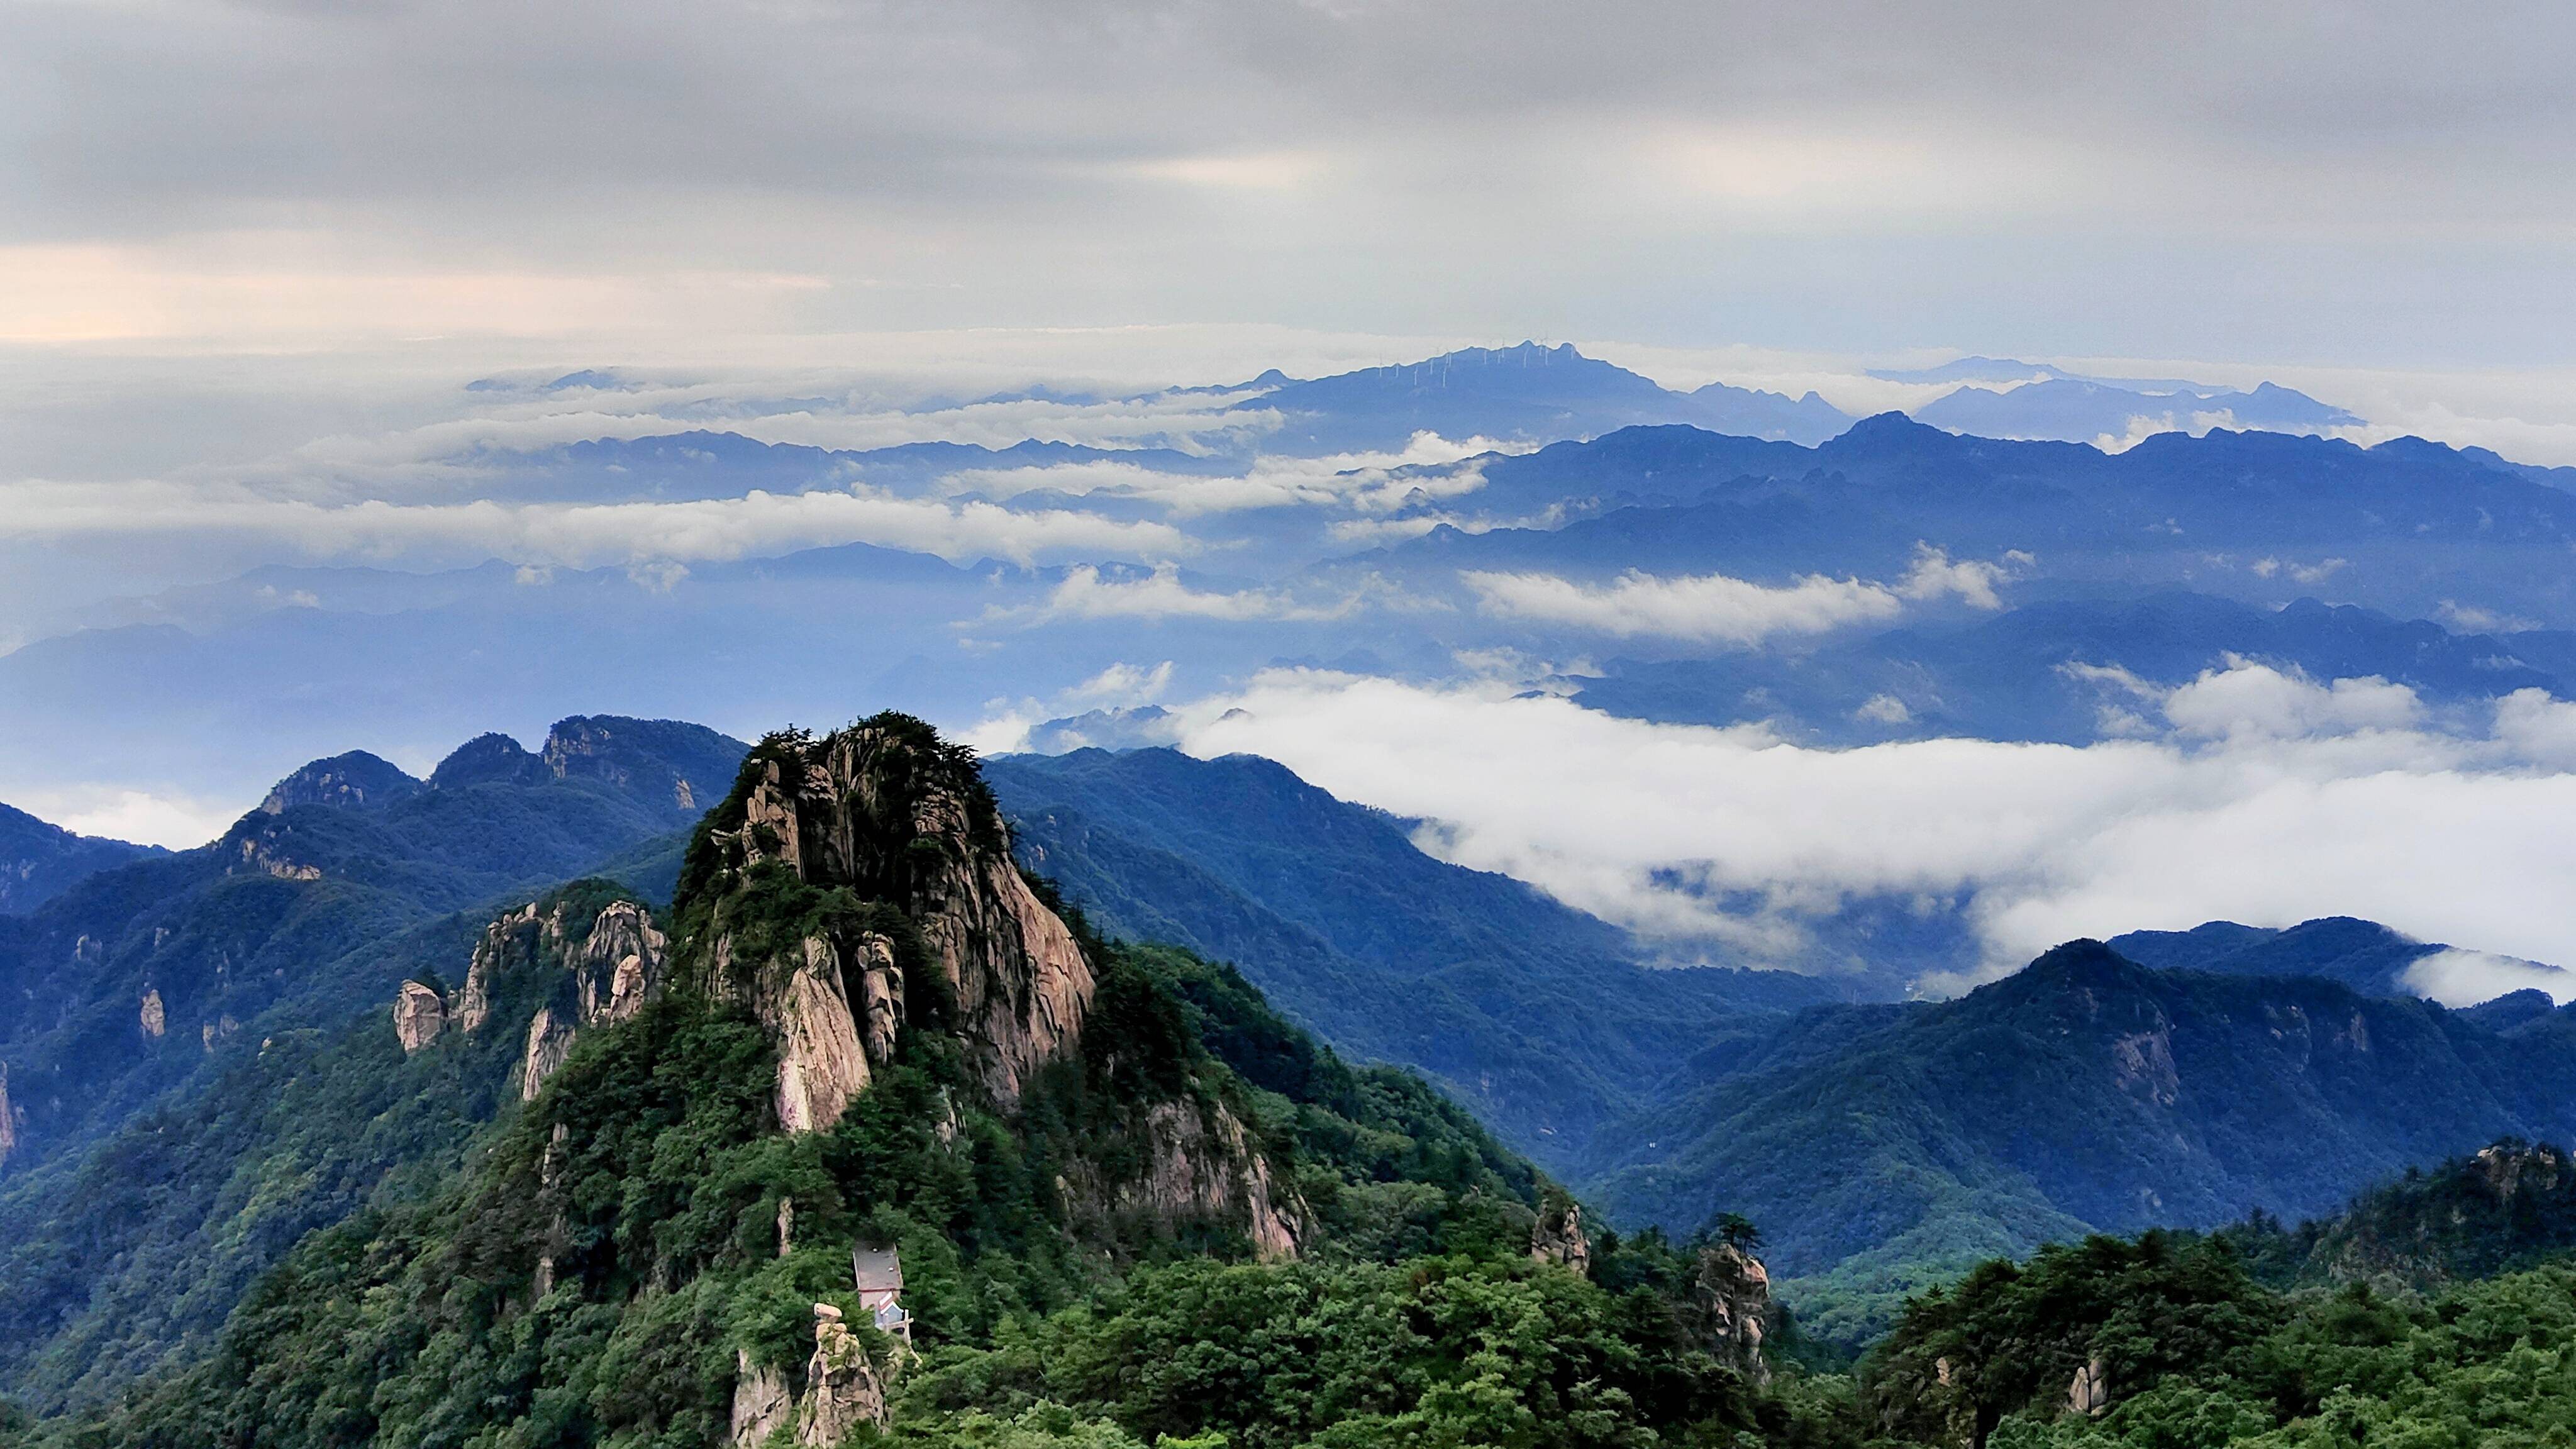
[0,717,740,1181]
[1586,943,2576,1344]
[985,747,1837,1162]
[0,718,1797,1449]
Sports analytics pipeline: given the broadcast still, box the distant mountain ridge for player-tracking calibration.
[1358,415,2576,626]
[1581,940,2576,1341]
[1572,591,2576,745]
[0,805,160,917]
[1238,341,1853,450]
[0,714,746,1181]
[1863,355,2361,443]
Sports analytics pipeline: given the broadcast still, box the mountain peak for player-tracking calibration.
[675,713,1095,1109]
[258,750,421,814]
[429,731,552,789]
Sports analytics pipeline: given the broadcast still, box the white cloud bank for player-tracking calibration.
[27,788,243,851]
[1463,546,2008,645]
[994,564,1360,625]
[1132,663,2576,993]
[2401,949,2576,1008]
[0,479,1188,569]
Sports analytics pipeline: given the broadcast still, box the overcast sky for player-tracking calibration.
[6,1,2573,365]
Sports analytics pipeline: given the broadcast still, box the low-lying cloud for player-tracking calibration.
[0,479,1189,569]
[998,564,1357,625]
[2402,948,2576,1008]
[1135,662,2576,992]
[1462,545,2008,644]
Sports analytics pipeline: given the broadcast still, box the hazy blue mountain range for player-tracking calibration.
[983,746,1841,1163]
[1357,416,2576,625]
[0,716,742,1181]
[454,431,1240,505]
[1236,340,1853,450]
[2106,916,2446,997]
[1571,592,2576,745]
[0,807,158,918]
[12,341,2567,827]
[1863,356,2360,443]
[1914,377,2358,443]
[18,416,2576,819]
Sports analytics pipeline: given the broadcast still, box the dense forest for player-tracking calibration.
[14,718,2576,1447]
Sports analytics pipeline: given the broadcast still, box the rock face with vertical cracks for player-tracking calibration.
[392,980,447,1052]
[1530,1194,1592,1275]
[674,714,1306,1255]
[766,935,873,1133]
[428,888,670,1099]
[686,718,1093,1115]
[1690,1241,1774,1385]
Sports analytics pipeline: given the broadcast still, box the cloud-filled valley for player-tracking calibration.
[1153,664,2576,994]
[14,339,2576,1005]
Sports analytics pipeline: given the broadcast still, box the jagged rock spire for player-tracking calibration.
[682,716,1096,1118]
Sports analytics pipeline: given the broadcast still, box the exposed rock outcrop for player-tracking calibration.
[729,1351,791,1446]
[394,980,447,1052]
[2475,1140,2567,1197]
[0,1063,14,1172]
[1077,1100,1303,1260]
[140,989,166,1039]
[520,1008,579,1104]
[231,828,323,880]
[857,933,904,1068]
[1531,1194,1591,1275]
[1690,1242,1773,1385]
[448,892,670,1099]
[259,751,421,814]
[2068,1355,2110,1416]
[766,936,872,1133]
[684,716,1302,1256]
[693,721,1092,1108]
[796,1303,889,1445]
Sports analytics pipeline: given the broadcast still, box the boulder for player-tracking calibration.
[393,980,447,1053]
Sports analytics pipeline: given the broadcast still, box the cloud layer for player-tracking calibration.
[1464,546,2007,644]
[1145,663,2576,991]
[4,3,2573,364]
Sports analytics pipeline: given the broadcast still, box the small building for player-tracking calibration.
[852,1244,911,1342]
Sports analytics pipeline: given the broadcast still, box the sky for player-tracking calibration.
[5,1,2574,364]
[13,1,2576,992]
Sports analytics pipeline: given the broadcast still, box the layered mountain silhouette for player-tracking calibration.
[1572,592,2576,745]
[1235,341,1853,450]
[0,806,158,917]
[0,716,747,1180]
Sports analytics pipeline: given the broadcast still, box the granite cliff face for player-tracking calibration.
[673,715,1302,1255]
[393,889,669,1098]
[680,719,1094,1116]
[1530,1192,1592,1275]
[1063,1098,1303,1260]
[1691,1241,1774,1385]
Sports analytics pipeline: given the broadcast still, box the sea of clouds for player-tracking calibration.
[1019,661,2576,998]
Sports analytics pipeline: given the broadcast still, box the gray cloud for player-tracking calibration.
[4,3,2573,358]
